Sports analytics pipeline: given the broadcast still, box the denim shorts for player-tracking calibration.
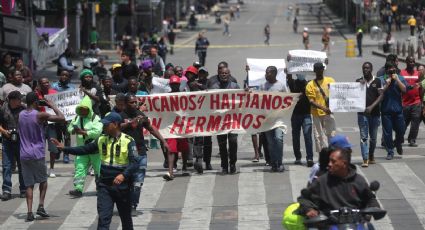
[133,154,147,183]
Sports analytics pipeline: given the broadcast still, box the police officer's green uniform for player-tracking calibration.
[63,113,138,230]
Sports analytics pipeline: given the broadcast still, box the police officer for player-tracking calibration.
[51,112,138,230]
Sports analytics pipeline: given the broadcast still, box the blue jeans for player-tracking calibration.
[265,128,284,167]
[357,114,380,160]
[2,140,26,194]
[131,153,147,208]
[381,112,405,156]
[291,114,313,161]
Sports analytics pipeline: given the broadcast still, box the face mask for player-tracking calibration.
[296,74,306,81]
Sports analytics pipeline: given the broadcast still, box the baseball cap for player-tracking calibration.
[100,112,123,126]
[186,66,198,75]
[169,75,181,84]
[109,63,122,71]
[330,135,353,149]
[198,67,208,73]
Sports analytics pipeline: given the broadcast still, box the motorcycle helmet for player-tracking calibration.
[282,203,306,230]
[83,57,98,70]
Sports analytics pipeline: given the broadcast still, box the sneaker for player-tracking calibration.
[194,162,203,174]
[307,160,314,168]
[361,160,369,167]
[0,192,11,201]
[48,169,56,178]
[69,190,83,198]
[26,212,35,222]
[172,168,178,173]
[265,162,271,166]
[369,158,376,164]
[294,160,302,165]
[252,158,259,163]
[409,142,418,147]
[229,164,236,174]
[20,192,26,198]
[36,206,50,218]
[205,163,213,170]
[386,154,394,160]
[89,167,95,176]
[278,165,285,172]
[163,172,174,181]
[63,154,70,164]
[396,144,403,155]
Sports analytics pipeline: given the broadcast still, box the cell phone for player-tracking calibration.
[38,99,49,107]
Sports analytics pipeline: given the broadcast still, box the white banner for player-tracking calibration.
[133,89,299,138]
[44,89,84,120]
[247,58,286,87]
[329,82,366,112]
[286,50,327,74]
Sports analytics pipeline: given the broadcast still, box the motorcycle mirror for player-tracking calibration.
[369,181,380,192]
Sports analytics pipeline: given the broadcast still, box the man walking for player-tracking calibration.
[400,56,421,147]
[356,29,363,57]
[208,67,240,174]
[264,24,270,45]
[260,66,288,172]
[356,62,383,167]
[19,92,65,221]
[52,112,138,230]
[305,62,336,151]
[195,32,210,66]
[379,61,407,160]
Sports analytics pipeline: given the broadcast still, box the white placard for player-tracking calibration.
[286,50,327,74]
[329,82,366,112]
[247,58,286,87]
[44,89,84,120]
[151,77,172,94]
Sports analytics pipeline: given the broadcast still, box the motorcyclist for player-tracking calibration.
[298,147,380,218]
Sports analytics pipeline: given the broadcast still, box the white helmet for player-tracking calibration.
[83,57,98,69]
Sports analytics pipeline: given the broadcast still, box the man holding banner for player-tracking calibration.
[260,66,288,172]
[305,62,336,151]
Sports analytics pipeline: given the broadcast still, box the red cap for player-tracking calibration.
[186,66,198,75]
[169,75,181,84]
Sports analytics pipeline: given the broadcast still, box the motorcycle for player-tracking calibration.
[303,181,387,230]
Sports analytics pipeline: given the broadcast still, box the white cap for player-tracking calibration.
[303,27,309,31]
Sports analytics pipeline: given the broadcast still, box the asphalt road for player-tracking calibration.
[2,0,425,229]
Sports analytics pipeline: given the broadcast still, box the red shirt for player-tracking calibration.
[35,88,57,112]
[400,69,421,106]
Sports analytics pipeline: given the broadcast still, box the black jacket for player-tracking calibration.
[298,165,379,215]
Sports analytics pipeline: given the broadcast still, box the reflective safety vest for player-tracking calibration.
[97,133,134,168]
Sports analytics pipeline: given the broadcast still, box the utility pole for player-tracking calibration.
[110,3,116,49]
[91,2,96,28]
[64,0,68,28]
[76,2,82,51]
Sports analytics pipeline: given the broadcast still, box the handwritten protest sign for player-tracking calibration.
[247,58,286,87]
[286,50,327,74]
[124,89,299,138]
[44,89,84,120]
[329,82,366,112]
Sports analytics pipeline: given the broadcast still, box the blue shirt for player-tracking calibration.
[379,74,407,114]
[51,82,76,92]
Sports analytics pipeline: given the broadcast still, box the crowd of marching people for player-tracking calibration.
[0,34,425,227]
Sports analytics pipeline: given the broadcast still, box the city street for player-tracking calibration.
[2,0,425,229]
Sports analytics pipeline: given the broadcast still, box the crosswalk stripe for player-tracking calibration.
[1,176,71,229]
[58,179,97,230]
[356,167,394,230]
[382,162,425,229]
[238,169,269,230]
[288,165,311,202]
[178,174,216,230]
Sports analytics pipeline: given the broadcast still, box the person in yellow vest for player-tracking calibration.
[51,112,138,230]
[408,15,417,36]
